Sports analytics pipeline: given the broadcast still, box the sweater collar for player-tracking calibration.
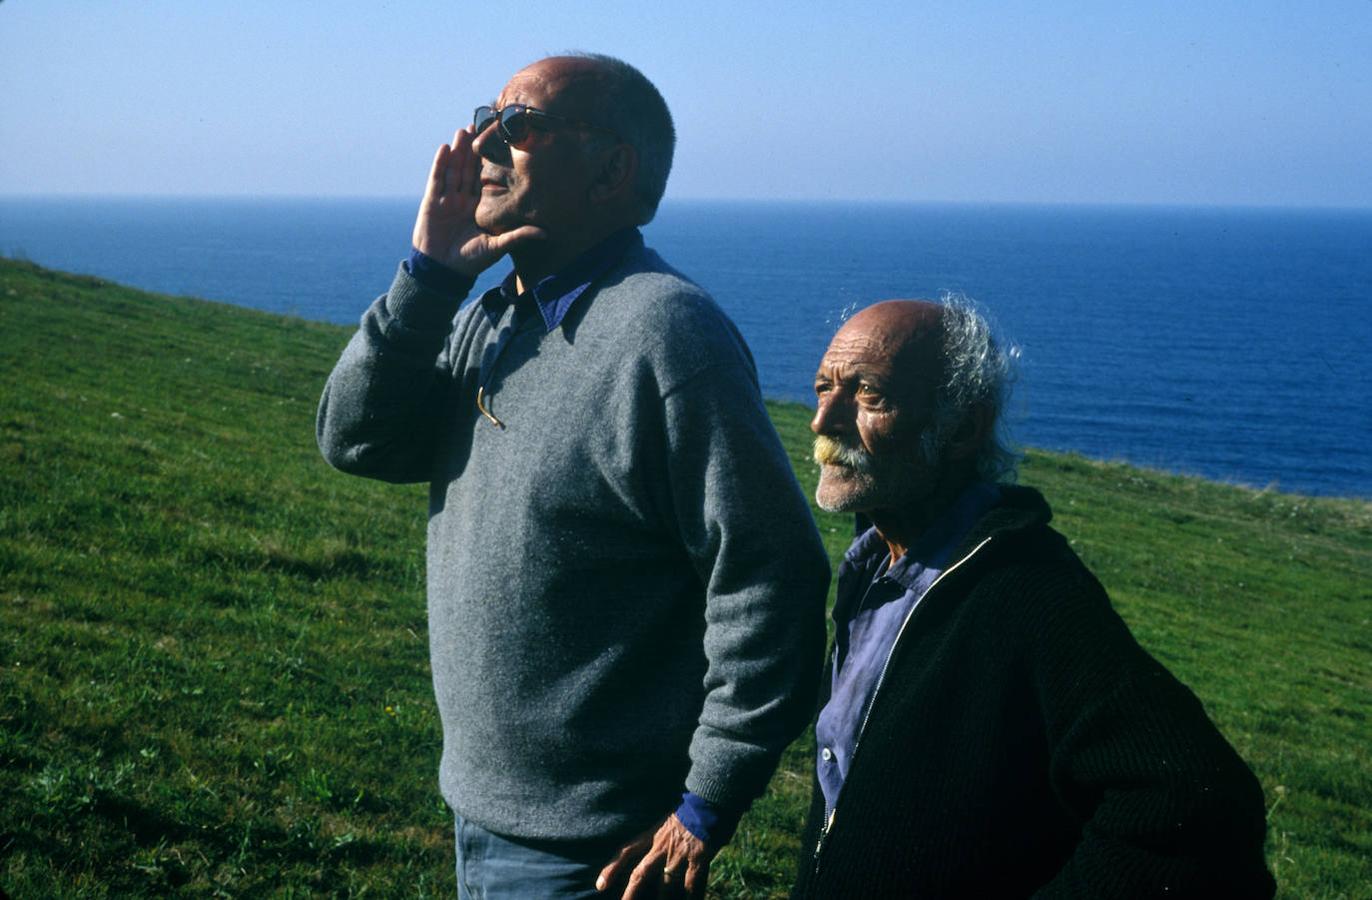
[481,227,643,333]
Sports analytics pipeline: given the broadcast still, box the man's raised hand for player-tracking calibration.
[410,127,543,277]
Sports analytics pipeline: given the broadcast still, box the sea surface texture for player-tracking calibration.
[2,197,1368,498]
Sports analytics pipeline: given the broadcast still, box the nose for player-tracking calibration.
[811,388,853,437]
[473,120,511,165]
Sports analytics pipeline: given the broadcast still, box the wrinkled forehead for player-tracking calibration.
[822,305,946,389]
[820,325,903,370]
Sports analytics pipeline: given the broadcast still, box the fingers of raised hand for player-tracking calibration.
[424,143,451,200]
[444,127,480,198]
[413,144,451,252]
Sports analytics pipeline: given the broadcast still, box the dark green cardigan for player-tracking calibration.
[792,486,1274,898]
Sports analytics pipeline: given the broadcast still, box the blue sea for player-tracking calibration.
[2,197,1369,499]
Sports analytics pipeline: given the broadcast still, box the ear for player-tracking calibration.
[946,403,993,462]
[589,143,637,205]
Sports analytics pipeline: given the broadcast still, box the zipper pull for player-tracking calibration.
[813,809,836,859]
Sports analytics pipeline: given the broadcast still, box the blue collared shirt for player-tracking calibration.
[407,227,642,333]
[815,482,1002,816]
[406,228,740,845]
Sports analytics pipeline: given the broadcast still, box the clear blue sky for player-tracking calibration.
[2,0,1369,207]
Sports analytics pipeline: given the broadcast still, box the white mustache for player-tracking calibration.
[813,435,874,473]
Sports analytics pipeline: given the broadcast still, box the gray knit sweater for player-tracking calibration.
[317,243,829,841]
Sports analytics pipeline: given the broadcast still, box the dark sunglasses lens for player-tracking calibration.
[499,106,531,145]
[473,106,498,134]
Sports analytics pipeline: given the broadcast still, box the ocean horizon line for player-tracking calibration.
[3,193,1371,215]
[3,195,1367,499]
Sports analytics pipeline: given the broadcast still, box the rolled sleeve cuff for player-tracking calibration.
[383,259,470,334]
[673,791,743,847]
[405,248,477,298]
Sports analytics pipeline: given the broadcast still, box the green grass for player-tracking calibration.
[1,258,1368,898]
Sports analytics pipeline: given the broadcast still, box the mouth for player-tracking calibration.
[812,436,867,471]
[813,436,873,472]
[479,168,509,191]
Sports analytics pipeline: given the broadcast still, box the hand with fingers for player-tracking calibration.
[596,814,715,900]
[410,127,544,278]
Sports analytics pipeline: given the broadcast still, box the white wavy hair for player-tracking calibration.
[922,293,1021,483]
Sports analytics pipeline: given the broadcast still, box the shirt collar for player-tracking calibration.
[846,481,1003,591]
[480,227,643,333]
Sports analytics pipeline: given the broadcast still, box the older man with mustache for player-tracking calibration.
[793,298,1274,898]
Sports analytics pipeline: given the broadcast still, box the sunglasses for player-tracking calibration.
[472,104,617,149]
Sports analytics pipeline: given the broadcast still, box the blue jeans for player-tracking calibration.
[454,814,624,899]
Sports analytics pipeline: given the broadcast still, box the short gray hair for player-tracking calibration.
[569,52,676,224]
[921,294,1021,483]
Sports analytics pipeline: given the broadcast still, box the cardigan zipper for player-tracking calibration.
[810,535,996,877]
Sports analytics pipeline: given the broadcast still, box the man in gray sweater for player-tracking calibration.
[317,54,828,899]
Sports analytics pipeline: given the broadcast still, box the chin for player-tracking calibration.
[816,494,859,514]
[816,492,877,515]
[474,202,516,235]
[816,470,876,514]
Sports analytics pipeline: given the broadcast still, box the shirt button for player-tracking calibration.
[821,747,833,762]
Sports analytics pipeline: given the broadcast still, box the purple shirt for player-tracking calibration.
[815,483,1002,816]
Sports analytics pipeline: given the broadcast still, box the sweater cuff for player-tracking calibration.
[405,248,477,298]
[384,258,470,333]
[673,791,743,847]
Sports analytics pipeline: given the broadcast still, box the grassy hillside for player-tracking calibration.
[1,259,1368,898]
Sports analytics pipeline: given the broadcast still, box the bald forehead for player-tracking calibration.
[836,300,945,363]
[503,56,612,112]
[845,299,943,337]
[523,55,611,82]
[816,300,947,411]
